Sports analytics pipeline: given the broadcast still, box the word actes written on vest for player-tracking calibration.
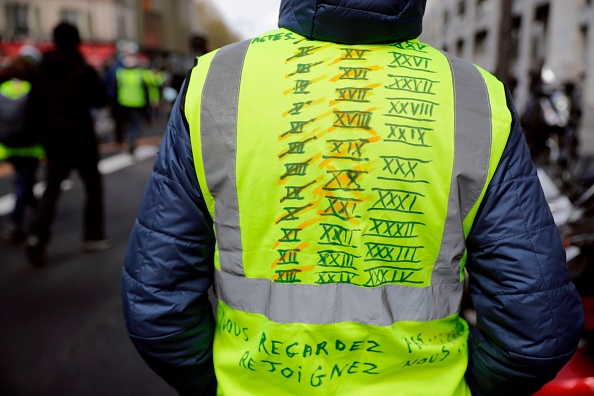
[218,302,466,389]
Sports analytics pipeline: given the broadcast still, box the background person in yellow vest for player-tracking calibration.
[121,1,584,395]
[142,63,165,125]
[113,49,149,155]
[0,55,44,243]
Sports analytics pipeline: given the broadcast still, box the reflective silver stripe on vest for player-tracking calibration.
[201,43,492,325]
[433,53,492,285]
[201,39,251,276]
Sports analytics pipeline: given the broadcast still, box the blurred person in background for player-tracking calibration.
[103,50,124,125]
[112,47,149,155]
[559,75,584,172]
[121,0,583,395]
[142,59,166,125]
[0,55,44,243]
[17,40,42,65]
[0,44,10,83]
[167,34,210,96]
[25,22,110,266]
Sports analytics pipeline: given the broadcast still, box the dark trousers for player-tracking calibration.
[31,154,105,246]
[7,156,39,226]
[114,105,144,149]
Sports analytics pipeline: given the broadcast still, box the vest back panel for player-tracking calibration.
[185,28,511,396]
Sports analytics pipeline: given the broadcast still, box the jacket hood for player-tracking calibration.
[278,0,427,44]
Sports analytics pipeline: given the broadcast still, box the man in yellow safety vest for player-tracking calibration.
[121,1,584,395]
[113,51,149,155]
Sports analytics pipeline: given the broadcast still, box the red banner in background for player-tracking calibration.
[1,41,117,69]
[79,43,117,68]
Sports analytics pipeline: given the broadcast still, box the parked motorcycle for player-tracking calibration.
[521,70,580,178]
[538,166,594,292]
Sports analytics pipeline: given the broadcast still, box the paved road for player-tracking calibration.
[2,111,593,396]
[0,118,178,396]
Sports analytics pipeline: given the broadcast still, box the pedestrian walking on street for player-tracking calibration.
[112,49,149,155]
[25,22,111,266]
[121,1,584,395]
[0,55,44,243]
[168,34,210,95]
[142,62,166,124]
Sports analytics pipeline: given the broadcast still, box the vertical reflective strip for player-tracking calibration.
[201,39,251,276]
[202,44,493,325]
[433,53,492,285]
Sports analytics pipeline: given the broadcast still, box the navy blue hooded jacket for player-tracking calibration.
[121,1,584,395]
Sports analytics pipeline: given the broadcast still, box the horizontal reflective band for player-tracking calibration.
[203,43,492,325]
[216,270,464,325]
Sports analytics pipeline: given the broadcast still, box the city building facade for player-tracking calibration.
[138,0,195,55]
[420,0,594,154]
[1,0,197,67]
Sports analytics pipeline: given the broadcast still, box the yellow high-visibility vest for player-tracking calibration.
[185,28,511,396]
[142,69,163,105]
[0,79,44,160]
[116,67,147,108]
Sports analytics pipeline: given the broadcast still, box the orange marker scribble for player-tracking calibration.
[283,75,329,96]
[271,241,311,269]
[284,44,332,65]
[273,197,320,225]
[282,97,326,117]
[270,215,323,251]
[296,265,315,274]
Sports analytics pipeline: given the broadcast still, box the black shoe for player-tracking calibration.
[25,236,47,266]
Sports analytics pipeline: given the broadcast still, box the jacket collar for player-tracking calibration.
[278,0,427,44]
